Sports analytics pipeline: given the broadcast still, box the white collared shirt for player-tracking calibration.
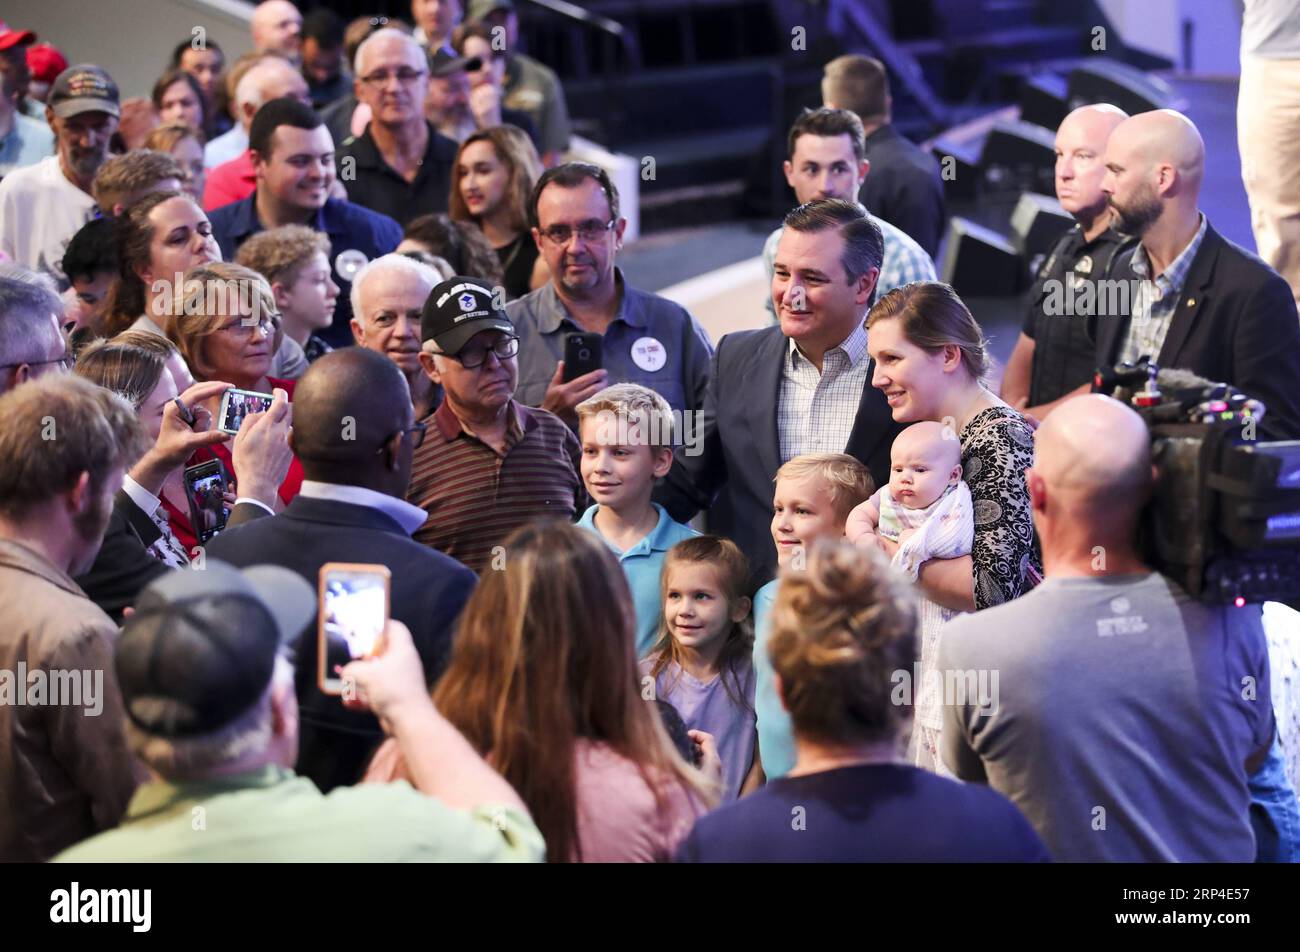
[298,480,428,536]
[777,322,872,461]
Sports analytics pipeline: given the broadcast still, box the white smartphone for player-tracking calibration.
[217,387,275,435]
[317,563,391,697]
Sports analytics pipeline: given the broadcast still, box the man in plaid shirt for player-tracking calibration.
[763,107,935,322]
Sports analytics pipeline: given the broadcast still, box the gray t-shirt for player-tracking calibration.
[939,572,1273,862]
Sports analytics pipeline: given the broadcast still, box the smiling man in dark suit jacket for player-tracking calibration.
[1095,109,1300,440]
[206,347,476,792]
[657,199,904,588]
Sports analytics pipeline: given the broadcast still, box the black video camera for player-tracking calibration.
[1093,356,1300,608]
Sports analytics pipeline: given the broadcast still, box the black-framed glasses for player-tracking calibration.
[358,68,428,87]
[382,421,426,452]
[439,335,520,369]
[538,219,616,245]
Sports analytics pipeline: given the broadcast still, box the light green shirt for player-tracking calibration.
[54,764,544,863]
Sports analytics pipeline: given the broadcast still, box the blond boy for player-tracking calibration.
[575,384,698,656]
[754,453,874,780]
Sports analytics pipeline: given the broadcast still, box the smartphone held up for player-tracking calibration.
[317,563,391,696]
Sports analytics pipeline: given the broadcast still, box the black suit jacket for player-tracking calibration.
[860,124,947,259]
[205,493,477,792]
[1096,223,1300,440]
[656,325,903,589]
[75,491,268,624]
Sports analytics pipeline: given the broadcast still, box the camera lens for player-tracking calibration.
[578,348,590,360]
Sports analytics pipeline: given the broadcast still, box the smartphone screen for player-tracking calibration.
[182,461,230,544]
[563,333,602,382]
[218,388,275,435]
[317,563,391,696]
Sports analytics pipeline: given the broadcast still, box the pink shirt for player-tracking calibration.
[363,737,701,863]
[203,150,256,212]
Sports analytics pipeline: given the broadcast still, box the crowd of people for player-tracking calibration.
[0,2,1297,864]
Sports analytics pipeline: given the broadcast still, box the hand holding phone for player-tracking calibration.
[338,619,430,725]
[182,460,232,543]
[318,563,391,697]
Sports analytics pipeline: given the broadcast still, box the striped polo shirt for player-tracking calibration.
[407,398,582,573]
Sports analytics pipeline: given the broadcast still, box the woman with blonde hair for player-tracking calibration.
[867,281,1041,612]
[449,125,547,299]
[365,520,712,862]
[144,122,207,205]
[677,539,1049,862]
[167,261,304,507]
[74,333,227,558]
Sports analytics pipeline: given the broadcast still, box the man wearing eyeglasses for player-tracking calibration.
[205,346,476,793]
[408,275,581,574]
[0,272,69,395]
[505,162,714,427]
[335,29,460,227]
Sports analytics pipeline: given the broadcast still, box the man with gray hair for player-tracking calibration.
[250,0,303,66]
[203,54,309,172]
[55,562,541,861]
[335,28,459,226]
[0,271,68,396]
[351,252,443,419]
[0,374,148,861]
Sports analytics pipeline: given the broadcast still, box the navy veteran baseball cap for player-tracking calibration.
[48,64,120,119]
[116,561,315,738]
[421,275,516,355]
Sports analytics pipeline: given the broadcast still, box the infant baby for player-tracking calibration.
[846,421,974,774]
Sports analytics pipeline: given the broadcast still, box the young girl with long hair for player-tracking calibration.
[641,536,759,801]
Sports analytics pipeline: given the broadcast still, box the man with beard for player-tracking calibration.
[505,162,713,425]
[0,65,119,287]
[1001,104,1130,421]
[1097,109,1300,439]
[0,375,149,861]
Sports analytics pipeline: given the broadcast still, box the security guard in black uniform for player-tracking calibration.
[1001,102,1133,415]
[1022,223,1136,406]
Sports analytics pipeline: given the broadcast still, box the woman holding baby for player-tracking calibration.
[865,281,1041,612]
[861,281,1040,772]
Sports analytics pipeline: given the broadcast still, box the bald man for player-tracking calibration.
[251,1,303,66]
[1001,104,1130,420]
[205,346,476,792]
[937,395,1278,861]
[204,56,310,171]
[1095,109,1300,440]
[335,29,459,225]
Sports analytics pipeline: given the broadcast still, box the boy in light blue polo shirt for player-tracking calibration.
[576,384,697,657]
[752,453,875,779]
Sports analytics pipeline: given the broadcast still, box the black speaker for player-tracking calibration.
[941,217,1024,296]
[1010,192,1075,271]
[1066,61,1181,116]
[1020,73,1070,131]
[980,120,1056,196]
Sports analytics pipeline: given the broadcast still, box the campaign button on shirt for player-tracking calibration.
[631,337,667,372]
[336,249,369,283]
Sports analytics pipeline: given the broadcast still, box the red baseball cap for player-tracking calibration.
[0,21,37,52]
[27,43,68,84]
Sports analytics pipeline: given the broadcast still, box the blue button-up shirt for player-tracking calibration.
[208,194,403,347]
[577,502,698,657]
[504,268,714,416]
